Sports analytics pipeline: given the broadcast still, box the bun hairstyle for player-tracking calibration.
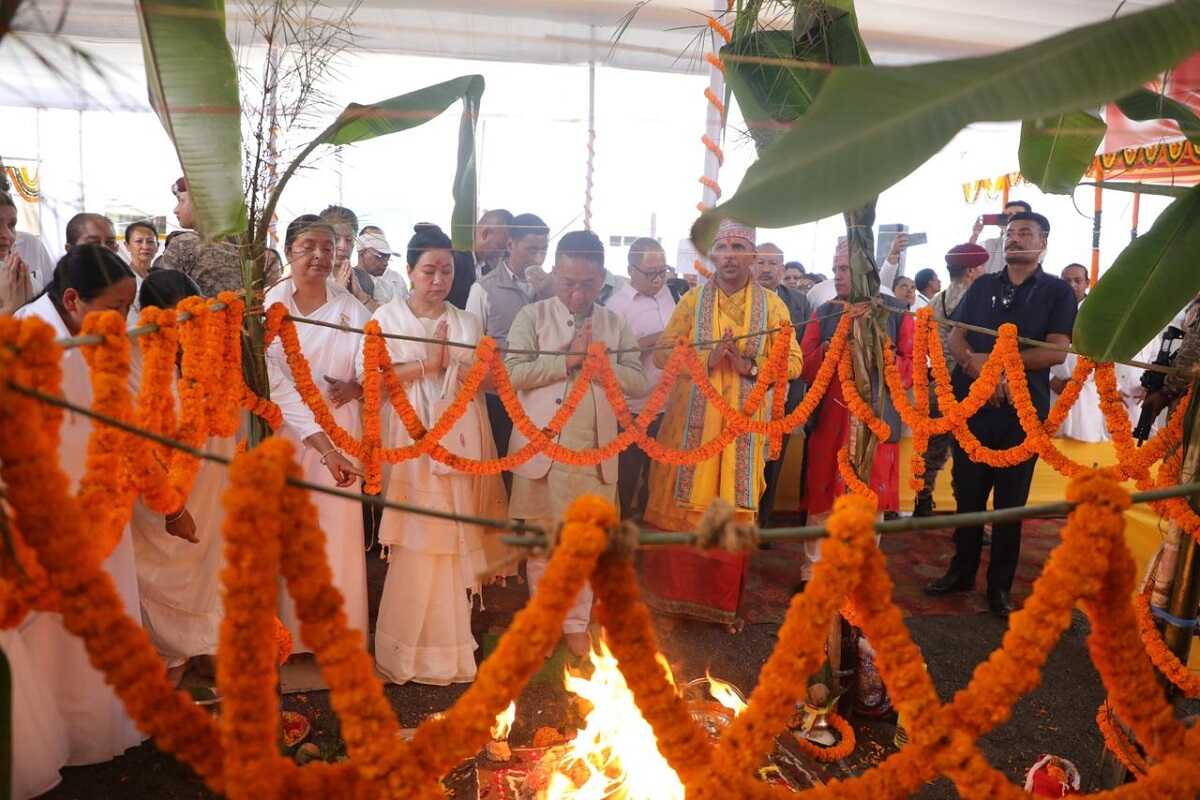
[284,214,335,253]
[138,268,201,310]
[406,223,453,269]
[45,244,135,311]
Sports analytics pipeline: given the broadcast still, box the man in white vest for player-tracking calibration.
[505,230,647,657]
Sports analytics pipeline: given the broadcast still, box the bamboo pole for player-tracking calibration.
[1163,394,1200,666]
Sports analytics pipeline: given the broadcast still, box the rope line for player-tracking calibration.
[7,377,1199,553]
[47,299,1183,375]
[4,380,545,537]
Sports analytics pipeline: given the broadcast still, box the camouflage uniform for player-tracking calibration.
[918,281,971,503]
[159,232,280,297]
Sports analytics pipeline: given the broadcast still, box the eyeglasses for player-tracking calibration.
[632,265,668,281]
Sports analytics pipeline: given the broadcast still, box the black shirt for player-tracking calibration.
[950,266,1077,418]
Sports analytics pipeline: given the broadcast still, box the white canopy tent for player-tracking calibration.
[0,0,1178,280]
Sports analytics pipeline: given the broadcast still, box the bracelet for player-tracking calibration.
[165,508,186,523]
[320,449,339,465]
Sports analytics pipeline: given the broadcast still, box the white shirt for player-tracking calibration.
[913,293,930,310]
[604,282,675,414]
[464,261,533,332]
[982,236,1006,274]
[15,231,58,292]
[806,274,895,309]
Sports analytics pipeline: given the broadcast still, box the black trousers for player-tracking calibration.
[486,392,514,493]
[617,416,663,520]
[758,433,792,527]
[948,408,1038,592]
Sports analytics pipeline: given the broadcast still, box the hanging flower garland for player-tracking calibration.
[1096,702,1149,778]
[359,320,385,494]
[212,292,246,438]
[1133,590,1200,699]
[838,347,891,442]
[0,315,228,793]
[837,445,877,501]
[76,311,138,562]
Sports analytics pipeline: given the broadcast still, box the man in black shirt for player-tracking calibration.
[925,212,1077,616]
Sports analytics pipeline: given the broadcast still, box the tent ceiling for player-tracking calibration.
[6,0,1177,76]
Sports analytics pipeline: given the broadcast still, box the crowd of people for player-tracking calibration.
[1,173,1193,798]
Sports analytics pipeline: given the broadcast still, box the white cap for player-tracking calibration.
[358,232,393,255]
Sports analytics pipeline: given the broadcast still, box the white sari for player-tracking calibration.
[265,279,370,651]
[369,296,507,685]
[11,294,145,781]
[132,418,237,667]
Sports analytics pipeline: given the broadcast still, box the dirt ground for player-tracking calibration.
[40,585,1155,800]
[38,510,1200,800]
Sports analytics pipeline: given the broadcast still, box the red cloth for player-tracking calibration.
[639,546,747,625]
[799,309,913,515]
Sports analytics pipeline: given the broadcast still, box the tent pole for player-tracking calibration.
[1131,190,1141,241]
[1090,164,1103,288]
[584,54,596,232]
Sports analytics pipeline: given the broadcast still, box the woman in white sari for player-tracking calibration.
[130,270,231,678]
[10,245,144,794]
[265,215,370,649]
[372,224,507,686]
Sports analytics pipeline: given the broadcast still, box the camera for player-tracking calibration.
[1134,325,1185,442]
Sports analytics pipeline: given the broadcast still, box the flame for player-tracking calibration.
[543,640,685,800]
[491,701,516,741]
[705,672,747,716]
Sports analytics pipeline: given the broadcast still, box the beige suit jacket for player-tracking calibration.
[504,296,647,483]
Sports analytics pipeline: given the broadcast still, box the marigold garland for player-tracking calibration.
[791,712,856,762]
[76,311,137,562]
[359,320,384,494]
[837,445,877,501]
[1096,702,1149,778]
[9,301,1200,799]
[838,347,891,442]
[1133,590,1200,699]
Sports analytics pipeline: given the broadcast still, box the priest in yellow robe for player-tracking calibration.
[641,220,803,628]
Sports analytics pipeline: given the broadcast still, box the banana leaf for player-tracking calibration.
[1074,184,1200,361]
[136,0,247,238]
[692,0,1200,250]
[259,75,485,252]
[721,5,869,154]
[1114,86,1200,146]
[1018,111,1106,195]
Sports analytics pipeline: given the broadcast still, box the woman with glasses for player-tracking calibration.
[265,214,370,650]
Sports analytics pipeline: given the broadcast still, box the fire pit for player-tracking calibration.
[474,640,813,798]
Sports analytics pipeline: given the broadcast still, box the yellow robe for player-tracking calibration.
[644,281,803,531]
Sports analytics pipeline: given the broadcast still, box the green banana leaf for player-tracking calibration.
[693,0,1200,250]
[1114,86,1200,146]
[259,75,485,252]
[1074,184,1200,361]
[721,6,870,154]
[136,0,247,238]
[1018,111,1106,195]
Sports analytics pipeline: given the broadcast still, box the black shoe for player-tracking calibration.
[987,589,1013,617]
[924,572,973,595]
[913,496,935,518]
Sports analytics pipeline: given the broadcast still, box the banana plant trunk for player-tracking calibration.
[241,239,271,447]
[844,203,883,486]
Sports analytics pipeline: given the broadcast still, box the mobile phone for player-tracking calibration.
[907,232,928,246]
[980,213,1009,226]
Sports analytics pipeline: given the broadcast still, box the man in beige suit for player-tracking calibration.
[505,229,648,656]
